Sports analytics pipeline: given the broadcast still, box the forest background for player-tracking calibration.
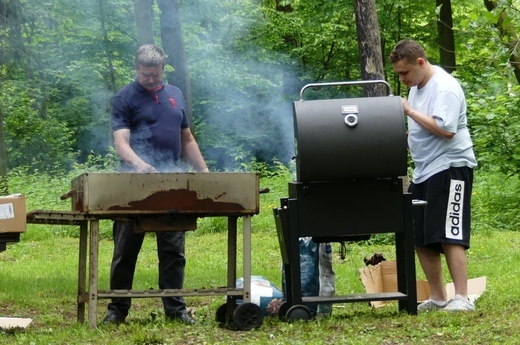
[0,0,519,183]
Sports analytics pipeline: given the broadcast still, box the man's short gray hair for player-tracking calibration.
[135,44,165,69]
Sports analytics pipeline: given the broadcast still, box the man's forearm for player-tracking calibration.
[407,109,454,139]
[183,141,208,172]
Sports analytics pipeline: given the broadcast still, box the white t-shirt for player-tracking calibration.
[408,66,477,183]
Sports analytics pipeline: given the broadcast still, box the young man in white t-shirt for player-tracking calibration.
[390,39,478,312]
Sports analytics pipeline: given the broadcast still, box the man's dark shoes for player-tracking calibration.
[102,311,125,325]
[168,312,196,325]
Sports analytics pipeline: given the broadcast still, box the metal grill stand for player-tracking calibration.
[274,178,417,321]
[0,233,20,252]
[26,172,263,330]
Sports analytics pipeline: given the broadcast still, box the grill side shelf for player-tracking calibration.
[26,210,95,225]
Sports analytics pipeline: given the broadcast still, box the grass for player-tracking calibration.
[1,169,520,344]
[1,231,519,344]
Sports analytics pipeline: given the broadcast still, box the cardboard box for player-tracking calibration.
[446,276,487,303]
[0,194,27,233]
[359,260,486,307]
[0,317,32,329]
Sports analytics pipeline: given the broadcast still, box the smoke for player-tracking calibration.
[32,0,140,168]
[181,0,298,171]
[192,61,295,170]
[5,0,299,173]
[74,0,299,172]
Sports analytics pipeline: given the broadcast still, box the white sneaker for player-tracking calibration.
[443,294,475,312]
[417,299,448,312]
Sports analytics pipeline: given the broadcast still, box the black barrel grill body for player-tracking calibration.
[273,81,417,321]
[294,94,407,182]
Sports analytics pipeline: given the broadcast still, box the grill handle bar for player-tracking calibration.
[299,80,393,101]
[60,189,77,200]
[412,199,428,207]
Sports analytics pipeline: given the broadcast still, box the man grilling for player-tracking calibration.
[103,44,208,325]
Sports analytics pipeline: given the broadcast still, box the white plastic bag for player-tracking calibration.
[318,242,335,315]
[236,276,283,315]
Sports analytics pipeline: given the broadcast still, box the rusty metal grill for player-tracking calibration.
[26,172,262,329]
[69,172,259,216]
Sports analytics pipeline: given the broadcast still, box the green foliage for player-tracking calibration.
[6,151,120,239]
[195,159,293,235]
[377,0,520,181]
[472,167,520,232]
[1,80,79,173]
[452,1,520,178]
[1,0,519,180]
[467,84,520,176]
[0,0,135,173]
[243,159,294,178]
[252,0,361,83]
[68,148,120,174]
[183,1,296,170]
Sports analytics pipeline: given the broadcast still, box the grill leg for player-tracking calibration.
[77,221,88,323]
[88,220,100,328]
[285,198,303,306]
[227,216,237,289]
[242,215,252,303]
[225,216,238,318]
[396,193,417,314]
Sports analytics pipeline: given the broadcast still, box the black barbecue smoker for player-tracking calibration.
[273,80,418,322]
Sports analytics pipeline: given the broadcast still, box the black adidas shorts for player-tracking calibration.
[409,166,473,253]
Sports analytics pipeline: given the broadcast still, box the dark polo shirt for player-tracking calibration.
[111,80,189,171]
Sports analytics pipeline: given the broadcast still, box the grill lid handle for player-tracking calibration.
[298,80,393,101]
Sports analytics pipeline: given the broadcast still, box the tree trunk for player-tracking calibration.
[353,0,386,97]
[484,0,520,84]
[436,0,456,73]
[98,0,117,93]
[36,51,48,118]
[0,106,9,195]
[157,0,193,127]
[97,0,118,149]
[134,0,155,46]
